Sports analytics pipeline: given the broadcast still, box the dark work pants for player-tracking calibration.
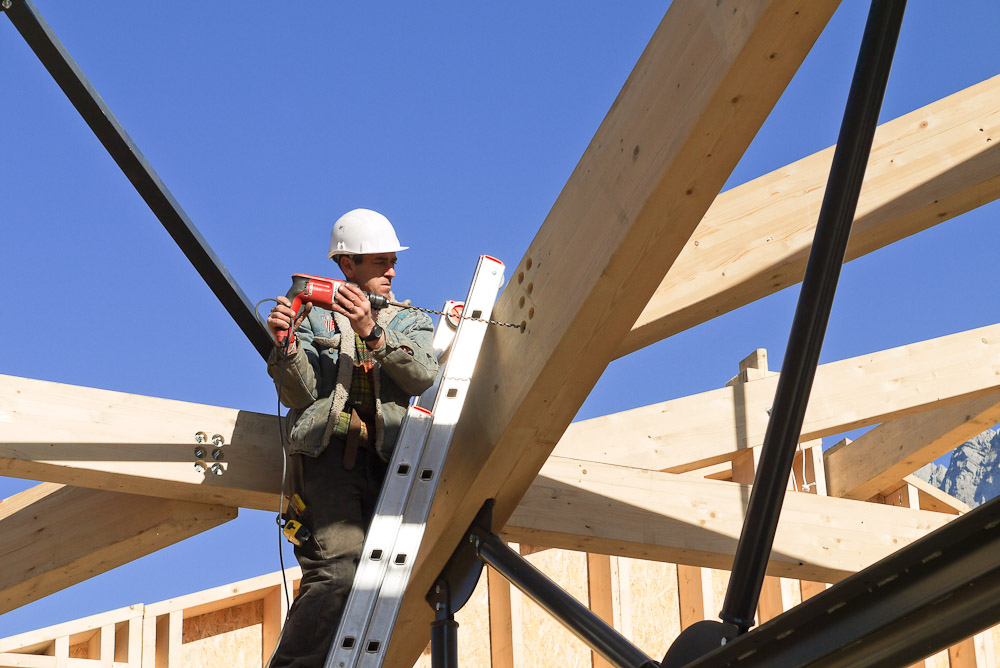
[269,439,387,668]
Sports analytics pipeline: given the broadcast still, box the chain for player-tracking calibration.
[392,302,524,330]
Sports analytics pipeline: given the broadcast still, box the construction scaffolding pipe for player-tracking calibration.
[1,0,274,360]
[719,0,908,632]
[476,533,659,668]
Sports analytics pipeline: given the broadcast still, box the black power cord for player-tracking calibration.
[254,297,296,667]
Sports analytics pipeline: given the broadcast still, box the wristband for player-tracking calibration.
[361,323,383,343]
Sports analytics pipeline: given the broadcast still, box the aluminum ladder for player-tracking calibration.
[324,254,506,668]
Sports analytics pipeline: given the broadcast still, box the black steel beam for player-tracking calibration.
[680,495,1000,668]
[476,533,659,668]
[720,0,907,631]
[2,0,273,360]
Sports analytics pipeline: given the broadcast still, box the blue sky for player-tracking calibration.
[2,1,999,637]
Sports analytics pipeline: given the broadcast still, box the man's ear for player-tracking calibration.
[338,255,355,280]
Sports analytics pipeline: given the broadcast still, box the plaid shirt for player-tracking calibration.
[330,333,377,441]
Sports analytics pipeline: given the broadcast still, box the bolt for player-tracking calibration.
[435,585,442,594]
[1,1,12,10]
[210,463,223,475]
[194,461,207,473]
[212,434,225,447]
[212,448,224,461]
[195,431,207,444]
[194,447,205,458]
[766,407,773,416]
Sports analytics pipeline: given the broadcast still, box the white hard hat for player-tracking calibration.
[328,208,409,258]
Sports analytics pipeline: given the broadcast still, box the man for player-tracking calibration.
[265,208,439,668]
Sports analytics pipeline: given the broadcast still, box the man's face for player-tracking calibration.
[340,253,397,297]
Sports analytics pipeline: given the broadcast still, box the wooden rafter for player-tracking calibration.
[825,393,1000,500]
[620,73,1000,356]
[0,483,235,616]
[503,457,952,584]
[0,374,281,511]
[555,322,1000,473]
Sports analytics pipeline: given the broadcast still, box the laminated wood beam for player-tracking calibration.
[383,2,839,663]
[0,374,282,511]
[554,323,1000,473]
[620,73,1000,357]
[825,393,1000,500]
[0,484,234,615]
[502,457,952,584]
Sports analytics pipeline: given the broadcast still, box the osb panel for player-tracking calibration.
[779,577,802,611]
[624,557,680,661]
[924,648,950,668]
[710,568,730,619]
[520,548,591,667]
[184,623,262,668]
[69,642,89,658]
[977,628,998,666]
[183,600,262,641]
[183,601,262,667]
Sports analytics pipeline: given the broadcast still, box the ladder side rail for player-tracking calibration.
[416,300,462,411]
[330,298,462,651]
[329,406,435,654]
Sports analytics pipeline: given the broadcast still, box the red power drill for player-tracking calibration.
[277,273,390,345]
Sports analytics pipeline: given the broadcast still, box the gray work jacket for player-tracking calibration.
[267,300,438,461]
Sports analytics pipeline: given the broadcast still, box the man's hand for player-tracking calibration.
[333,283,384,347]
[267,296,310,348]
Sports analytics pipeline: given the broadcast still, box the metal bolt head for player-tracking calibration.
[194,461,207,473]
[210,463,223,475]
[212,448,224,461]
[194,447,205,458]
[212,434,225,447]
[195,431,207,444]
[1,1,12,10]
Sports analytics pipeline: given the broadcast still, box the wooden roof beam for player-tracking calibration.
[555,322,1000,473]
[384,2,839,662]
[825,393,1000,500]
[619,73,1000,357]
[504,457,952,584]
[0,374,281,511]
[0,484,235,615]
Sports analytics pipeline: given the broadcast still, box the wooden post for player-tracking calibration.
[487,565,515,668]
[262,584,288,667]
[948,637,978,668]
[587,553,615,668]
[126,616,142,667]
[54,636,69,668]
[99,624,114,668]
[676,565,713,631]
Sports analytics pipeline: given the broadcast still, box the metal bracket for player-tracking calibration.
[426,499,492,616]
